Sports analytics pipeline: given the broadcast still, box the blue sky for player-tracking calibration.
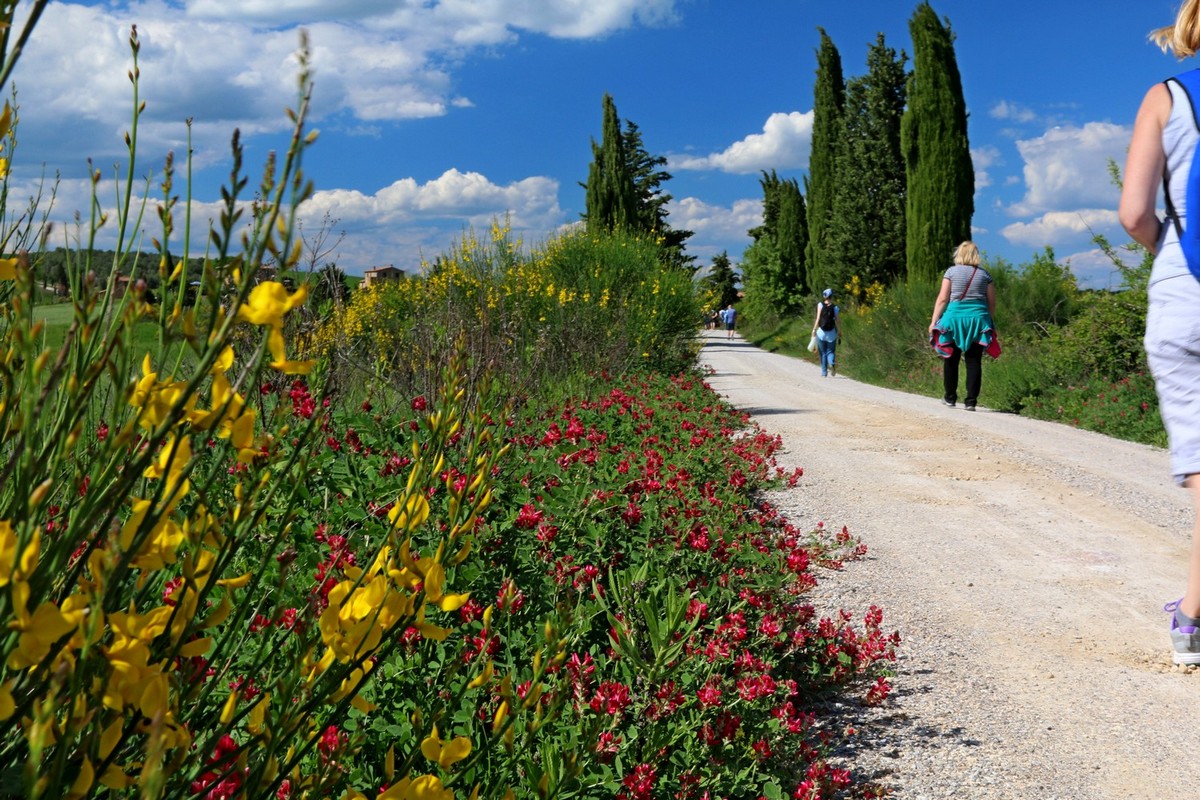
[7,1,1191,288]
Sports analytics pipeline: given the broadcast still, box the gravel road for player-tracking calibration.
[697,330,1197,800]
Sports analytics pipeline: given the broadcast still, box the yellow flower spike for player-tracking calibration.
[0,257,18,281]
[217,572,252,589]
[178,637,211,658]
[467,660,493,689]
[482,604,494,632]
[99,764,133,790]
[389,494,431,533]
[420,724,472,768]
[248,693,268,735]
[0,681,13,720]
[66,757,94,800]
[220,691,239,725]
[99,719,123,759]
[237,281,307,329]
[448,541,472,566]
[491,700,509,734]
[409,774,454,800]
[378,779,411,800]
[8,599,77,670]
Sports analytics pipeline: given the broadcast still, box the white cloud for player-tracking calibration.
[972,144,1000,190]
[1000,208,1119,247]
[990,100,1037,124]
[183,0,680,39]
[29,167,563,275]
[670,196,761,240]
[1007,122,1129,216]
[297,169,564,268]
[12,0,684,180]
[1057,247,1137,291]
[670,112,812,174]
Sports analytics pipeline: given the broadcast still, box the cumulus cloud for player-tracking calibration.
[670,112,812,174]
[1000,208,1119,247]
[1007,122,1129,217]
[664,196,760,262]
[298,169,563,268]
[11,0,684,178]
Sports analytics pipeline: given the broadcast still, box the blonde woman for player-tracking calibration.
[1119,0,1200,665]
[927,241,998,410]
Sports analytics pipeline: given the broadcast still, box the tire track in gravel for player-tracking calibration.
[698,331,1195,800]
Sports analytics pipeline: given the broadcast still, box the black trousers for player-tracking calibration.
[943,343,983,406]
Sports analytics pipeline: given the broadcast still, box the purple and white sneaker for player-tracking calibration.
[1165,599,1200,665]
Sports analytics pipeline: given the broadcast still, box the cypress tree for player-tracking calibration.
[803,29,845,295]
[901,2,973,282]
[775,177,808,309]
[745,170,807,313]
[623,121,695,271]
[585,93,638,233]
[828,34,908,291]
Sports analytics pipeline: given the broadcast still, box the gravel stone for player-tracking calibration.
[699,331,1195,800]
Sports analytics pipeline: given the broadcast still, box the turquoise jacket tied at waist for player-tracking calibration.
[931,299,1000,358]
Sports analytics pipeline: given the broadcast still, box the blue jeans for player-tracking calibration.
[816,335,837,375]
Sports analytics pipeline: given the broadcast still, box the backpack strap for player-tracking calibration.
[1164,70,1200,282]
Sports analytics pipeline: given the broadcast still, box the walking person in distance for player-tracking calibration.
[812,288,841,377]
[927,241,999,410]
[722,304,737,339]
[1119,0,1200,665]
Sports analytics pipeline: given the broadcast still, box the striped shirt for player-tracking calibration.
[943,264,991,302]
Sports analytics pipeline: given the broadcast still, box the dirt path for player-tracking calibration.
[698,331,1196,800]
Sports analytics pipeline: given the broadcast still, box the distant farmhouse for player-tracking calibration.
[361,265,404,287]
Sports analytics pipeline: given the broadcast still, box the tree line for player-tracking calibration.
[743,1,972,321]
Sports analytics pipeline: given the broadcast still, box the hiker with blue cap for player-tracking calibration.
[811,288,841,377]
[1120,0,1200,666]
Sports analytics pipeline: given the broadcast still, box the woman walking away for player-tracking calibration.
[927,241,998,410]
[811,289,841,377]
[1119,0,1200,665]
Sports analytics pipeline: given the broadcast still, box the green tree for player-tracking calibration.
[804,28,845,294]
[623,121,696,271]
[585,93,638,233]
[745,171,807,314]
[828,34,908,292]
[901,2,973,282]
[702,250,740,309]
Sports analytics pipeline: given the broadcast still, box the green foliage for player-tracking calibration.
[803,28,845,295]
[901,2,973,282]
[745,171,807,314]
[316,226,701,403]
[622,121,695,272]
[700,251,739,311]
[828,34,908,292]
[584,94,638,234]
